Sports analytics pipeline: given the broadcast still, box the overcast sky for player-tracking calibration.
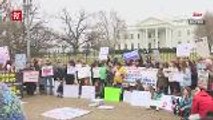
[34,0,213,31]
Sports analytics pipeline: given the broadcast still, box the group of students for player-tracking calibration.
[1,56,213,120]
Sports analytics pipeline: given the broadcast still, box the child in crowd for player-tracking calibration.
[173,87,192,120]
[57,79,64,98]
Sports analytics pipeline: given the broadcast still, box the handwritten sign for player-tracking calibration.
[23,71,39,82]
[197,70,209,89]
[42,66,54,77]
[176,43,192,57]
[77,67,91,79]
[195,37,210,58]
[99,47,109,60]
[67,66,76,75]
[15,54,26,70]
[92,67,100,78]
[123,50,140,61]
[0,46,10,64]
[124,67,158,87]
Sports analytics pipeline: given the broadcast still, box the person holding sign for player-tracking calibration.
[99,61,108,98]
[113,62,127,88]
[66,60,76,84]
[42,59,54,95]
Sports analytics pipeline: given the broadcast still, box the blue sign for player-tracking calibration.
[123,50,140,61]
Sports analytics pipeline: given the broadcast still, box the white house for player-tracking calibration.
[116,17,198,50]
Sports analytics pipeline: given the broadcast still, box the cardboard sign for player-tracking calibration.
[130,91,151,107]
[23,71,39,82]
[124,67,143,82]
[77,67,91,79]
[195,37,210,58]
[15,54,26,70]
[176,43,192,57]
[67,66,76,75]
[123,50,140,61]
[42,66,54,77]
[0,46,10,64]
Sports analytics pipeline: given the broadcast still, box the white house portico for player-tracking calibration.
[116,17,196,50]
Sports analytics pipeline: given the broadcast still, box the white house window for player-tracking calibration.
[187,30,190,36]
[178,31,181,37]
[138,43,140,49]
[125,44,128,49]
[130,34,134,39]
[118,44,121,50]
[131,43,134,50]
[178,41,181,44]
[138,34,140,39]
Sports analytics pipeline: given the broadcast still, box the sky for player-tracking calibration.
[32,0,213,31]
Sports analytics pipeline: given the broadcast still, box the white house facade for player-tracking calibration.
[116,17,198,50]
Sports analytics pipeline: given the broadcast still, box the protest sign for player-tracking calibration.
[99,47,109,60]
[42,107,90,120]
[104,87,122,102]
[63,85,79,98]
[0,46,10,64]
[130,91,151,107]
[141,69,158,87]
[153,49,161,61]
[81,86,95,100]
[67,66,76,75]
[123,91,132,103]
[124,67,143,82]
[123,50,140,61]
[15,54,26,70]
[195,37,210,58]
[92,67,100,78]
[197,70,209,89]
[77,67,91,79]
[41,66,54,77]
[160,95,173,111]
[23,71,39,82]
[176,43,192,57]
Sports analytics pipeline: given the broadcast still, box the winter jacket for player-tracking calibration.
[191,90,213,117]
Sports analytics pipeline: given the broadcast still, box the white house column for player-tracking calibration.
[166,28,169,48]
[155,28,158,49]
[145,29,148,49]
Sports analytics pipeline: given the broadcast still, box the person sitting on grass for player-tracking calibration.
[174,87,192,120]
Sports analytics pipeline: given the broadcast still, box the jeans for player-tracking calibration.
[44,77,53,95]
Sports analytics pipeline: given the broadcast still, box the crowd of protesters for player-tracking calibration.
[1,55,213,120]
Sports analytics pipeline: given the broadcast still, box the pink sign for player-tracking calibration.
[42,66,54,77]
[23,71,39,82]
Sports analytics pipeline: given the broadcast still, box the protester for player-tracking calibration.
[157,63,168,94]
[113,62,127,88]
[177,87,192,120]
[191,87,213,118]
[99,61,108,98]
[43,59,54,95]
[66,60,76,84]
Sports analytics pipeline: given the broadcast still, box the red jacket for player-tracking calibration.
[191,91,213,117]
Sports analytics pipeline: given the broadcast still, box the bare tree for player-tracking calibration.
[60,9,92,54]
[195,12,213,49]
[92,10,126,50]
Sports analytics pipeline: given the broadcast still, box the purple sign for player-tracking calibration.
[123,50,140,61]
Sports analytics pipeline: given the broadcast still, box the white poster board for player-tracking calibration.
[130,91,151,107]
[99,47,109,60]
[23,71,39,82]
[123,91,132,103]
[78,67,91,79]
[15,54,26,70]
[42,107,90,120]
[195,37,210,58]
[92,67,100,78]
[0,46,10,64]
[176,43,192,57]
[63,85,79,98]
[160,95,173,111]
[197,70,209,89]
[81,86,95,100]
[67,66,76,75]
